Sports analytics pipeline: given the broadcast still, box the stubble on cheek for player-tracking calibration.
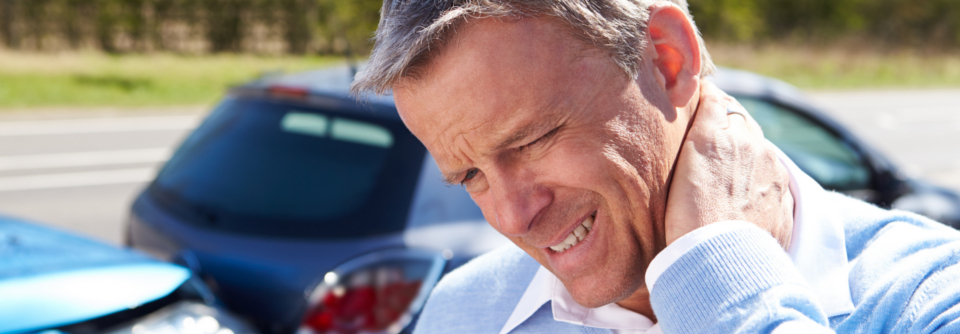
[562,115,670,307]
[604,113,671,239]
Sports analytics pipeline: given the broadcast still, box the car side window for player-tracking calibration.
[736,96,871,191]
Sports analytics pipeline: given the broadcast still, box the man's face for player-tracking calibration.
[393,18,689,307]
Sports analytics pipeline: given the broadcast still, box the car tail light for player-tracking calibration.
[298,249,446,334]
[268,85,310,97]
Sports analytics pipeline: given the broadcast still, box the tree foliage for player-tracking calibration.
[0,0,382,54]
[689,0,960,48]
[0,0,958,54]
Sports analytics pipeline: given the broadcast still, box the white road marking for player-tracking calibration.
[0,115,202,136]
[0,148,172,171]
[0,168,157,192]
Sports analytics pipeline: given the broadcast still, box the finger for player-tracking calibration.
[698,80,764,135]
[725,101,764,136]
[724,103,749,130]
[696,81,737,130]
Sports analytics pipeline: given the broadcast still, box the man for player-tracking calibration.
[351,0,960,333]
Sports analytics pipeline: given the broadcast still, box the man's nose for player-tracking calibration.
[487,166,551,237]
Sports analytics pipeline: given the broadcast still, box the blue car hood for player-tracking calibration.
[0,217,190,333]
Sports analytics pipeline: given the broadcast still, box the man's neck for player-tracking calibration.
[612,159,798,323]
[616,285,657,322]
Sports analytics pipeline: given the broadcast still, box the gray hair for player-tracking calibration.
[351,0,716,95]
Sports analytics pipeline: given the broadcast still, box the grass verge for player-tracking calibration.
[707,43,960,89]
[0,51,344,109]
[0,45,958,109]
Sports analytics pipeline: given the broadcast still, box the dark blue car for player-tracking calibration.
[125,66,508,334]
[126,66,960,334]
[1,216,255,334]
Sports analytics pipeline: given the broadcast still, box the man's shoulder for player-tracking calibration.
[429,243,540,304]
[824,190,959,256]
[414,243,540,334]
[815,192,960,331]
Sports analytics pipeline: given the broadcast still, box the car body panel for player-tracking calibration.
[129,149,504,332]
[130,191,408,328]
[0,264,190,333]
[0,217,190,333]
[892,179,960,225]
[1,217,151,279]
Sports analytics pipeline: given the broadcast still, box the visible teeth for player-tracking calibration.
[573,225,586,240]
[549,214,596,253]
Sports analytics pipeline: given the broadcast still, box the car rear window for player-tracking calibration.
[149,96,426,239]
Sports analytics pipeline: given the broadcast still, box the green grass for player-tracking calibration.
[0,52,345,109]
[708,43,960,89]
[1,45,958,109]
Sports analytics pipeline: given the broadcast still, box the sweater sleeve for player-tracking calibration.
[836,219,960,334]
[649,223,834,334]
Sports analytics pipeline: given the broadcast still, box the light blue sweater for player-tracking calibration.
[414,191,960,333]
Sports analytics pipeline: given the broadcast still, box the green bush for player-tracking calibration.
[0,0,383,55]
[690,0,960,48]
[0,0,958,54]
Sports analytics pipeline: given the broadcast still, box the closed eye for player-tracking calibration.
[519,126,561,152]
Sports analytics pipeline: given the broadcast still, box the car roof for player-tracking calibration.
[242,65,396,107]
[236,65,403,122]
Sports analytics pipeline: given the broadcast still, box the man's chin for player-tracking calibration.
[571,294,616,309]
[563,276,641,309]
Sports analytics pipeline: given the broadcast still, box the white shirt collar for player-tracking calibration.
[499,151,855,334]
[499,266,659,334]
[780,149,856,318]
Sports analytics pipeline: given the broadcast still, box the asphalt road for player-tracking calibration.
[809,89,960,190]
[0,109,204,244]
[0,89,957,246]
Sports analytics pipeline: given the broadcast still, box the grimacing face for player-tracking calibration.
[393,17,693,308]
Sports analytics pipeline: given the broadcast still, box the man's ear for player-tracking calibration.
[647,4,701,108]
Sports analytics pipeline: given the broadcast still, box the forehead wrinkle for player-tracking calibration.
[412,18,587,183]
[487,92,566,152]
[437,130,482,185]
[436,112,518,185]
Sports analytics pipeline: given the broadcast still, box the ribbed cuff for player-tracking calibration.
[650,225,801,334]
[646,221,758,292]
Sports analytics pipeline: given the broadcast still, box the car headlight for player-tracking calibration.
[106,301,257,334]
[298,249,446,334]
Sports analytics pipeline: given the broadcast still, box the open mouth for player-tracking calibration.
[549,212,596,253]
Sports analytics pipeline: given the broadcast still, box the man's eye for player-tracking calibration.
[519,127,560,152]
[461,168,480,184]
[520,138,544,152]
